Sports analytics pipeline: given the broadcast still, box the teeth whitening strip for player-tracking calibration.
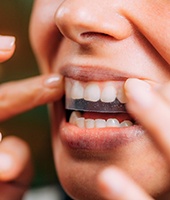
[66,98,126,113]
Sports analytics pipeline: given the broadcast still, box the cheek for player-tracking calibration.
[124,0,170,64]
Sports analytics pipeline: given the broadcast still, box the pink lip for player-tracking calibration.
[60,65,143,82]
[60,120,145,151]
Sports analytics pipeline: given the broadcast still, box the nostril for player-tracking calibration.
[81,32,115,41]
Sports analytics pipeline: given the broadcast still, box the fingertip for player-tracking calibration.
[125,78,150,97]
[43,73,64,100]
[0,35,15,51]
[0,35,16,62]
[0,136,31,181]
[125,78,153,109]
[98,167,152,200]
[44,74,64,89]
[98,167,123,200]
[0,153,14,175]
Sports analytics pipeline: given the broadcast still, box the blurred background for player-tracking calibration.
[0,0,60,191]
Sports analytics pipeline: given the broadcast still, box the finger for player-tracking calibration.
[157,81,170,103]
[0,136,32,183]
[125,78,170,162]
[0,35,15,62]
[98,167,153,200]
[0,74,64,121]
[0,136,32,200]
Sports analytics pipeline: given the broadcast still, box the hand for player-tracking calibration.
[0,35,63,199]
[97,78,170,200]
[0,36,64,121]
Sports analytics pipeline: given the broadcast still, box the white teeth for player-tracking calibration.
[101,83,116,103]
[71,81,84,99]
[117,88,127,103]
[95,119,106,128]
[65,78,127,104]
[106,118,119,127]
[120,120,133,127]
[84,83,100,102]
[69,111,133,129]
[76,117,85,128]
[85,119,95,129]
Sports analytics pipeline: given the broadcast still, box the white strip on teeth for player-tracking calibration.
[65,78,127,104]
[69,111,133,129]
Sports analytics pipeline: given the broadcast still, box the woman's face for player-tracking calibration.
[30,0,170,199]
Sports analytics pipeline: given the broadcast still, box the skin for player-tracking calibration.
[29,0,170,200]
[0,34,63,199]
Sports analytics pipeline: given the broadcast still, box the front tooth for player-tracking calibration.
[85,119,95,129]
[71,81,84,99]
[101,84,116,103]
[95,119,106,128]
[106,118,120,127]
[84,83,100,102]
[117,87,127,103]
[76,117,85,128]
[120,120,133,127]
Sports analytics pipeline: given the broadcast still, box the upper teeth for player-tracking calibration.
[65,78,127,103]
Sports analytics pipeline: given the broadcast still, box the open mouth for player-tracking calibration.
[65,77,136,129]
[59,77,143,151]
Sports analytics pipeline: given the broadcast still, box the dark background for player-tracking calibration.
[0,0,58,188]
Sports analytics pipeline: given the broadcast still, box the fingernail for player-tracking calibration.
[0,35,15,51]
[0,153,13,172]
[44,74,63,89]
[125,78,153,108]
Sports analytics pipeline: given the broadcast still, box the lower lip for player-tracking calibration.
[60,120,145,151]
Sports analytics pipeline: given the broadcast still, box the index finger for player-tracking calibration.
[98,167,153,200]
[0,74,64,121]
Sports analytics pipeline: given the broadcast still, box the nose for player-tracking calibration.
[55,0,133,44]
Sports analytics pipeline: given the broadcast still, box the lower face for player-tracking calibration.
[50,83,170,200]
[51,42,170,200]
[30,0,170,199]
[52,102,170,200]
[50,48,170,199]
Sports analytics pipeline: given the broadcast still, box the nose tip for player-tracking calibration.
[55,1,133,44]
[55,5,95,42]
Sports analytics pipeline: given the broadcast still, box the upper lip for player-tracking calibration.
[60,64,142,82]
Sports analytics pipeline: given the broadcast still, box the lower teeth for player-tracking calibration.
[69,111,133,129]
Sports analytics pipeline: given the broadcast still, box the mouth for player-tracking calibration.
[65,77,135,127]
[59,77,144,151]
